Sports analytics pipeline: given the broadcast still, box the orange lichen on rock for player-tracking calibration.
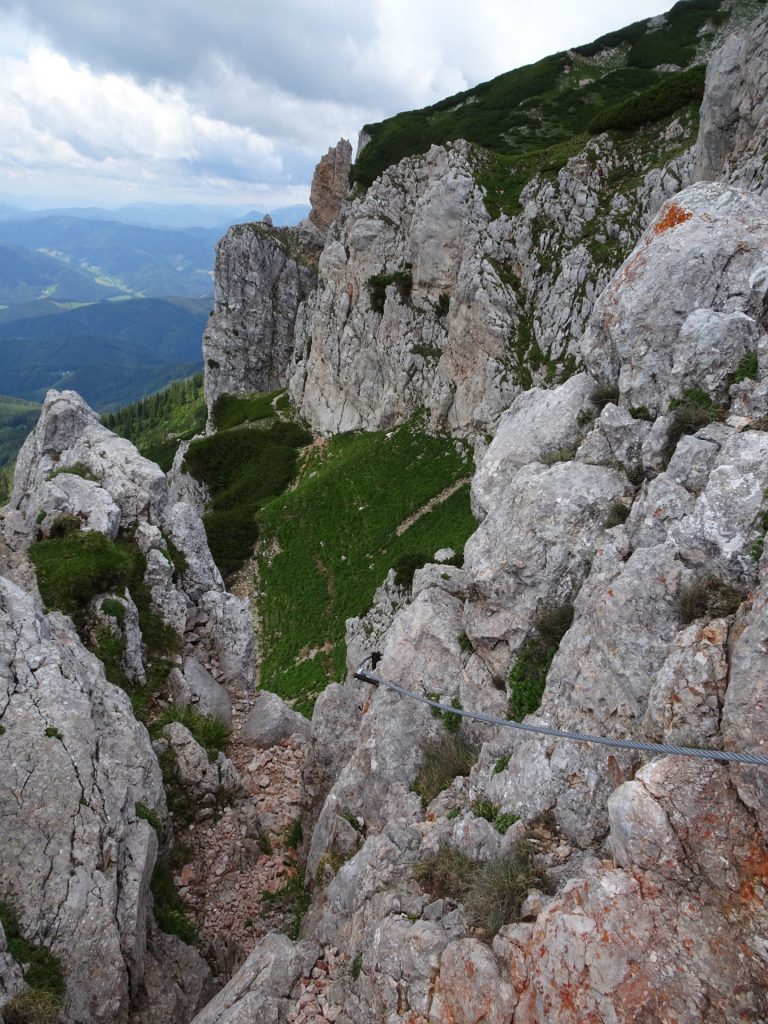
[653,203,693,235]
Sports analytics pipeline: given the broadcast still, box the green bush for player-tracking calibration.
[3,990,62,1024]
[260,873,311,940]
[589,64,706,134]
[730,350,759,385]
[411,734,478,807]
[0,902,65,1010]
[392,551,430,591]
[211,390,282,431]
[151,858,198,945]
[367,266,413,313]
[666,387,723,455]
[185,419,311,576]
[508,603,574,721]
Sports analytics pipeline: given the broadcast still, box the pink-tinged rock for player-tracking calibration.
[429,939,517,1024]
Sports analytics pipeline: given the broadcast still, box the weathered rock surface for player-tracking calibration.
[0,575,166,1023]
[1,389,254,692]
[170,659,233,729]
[694,10,768,194]
[288,111,697,438]
[240,690,310,747]
[202,223,320,421]
[582,182,768,414]
[189,934,319,1024]
[309,139,353,234]
[0,922,24,1012]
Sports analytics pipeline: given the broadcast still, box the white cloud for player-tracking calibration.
[0,0,682,207]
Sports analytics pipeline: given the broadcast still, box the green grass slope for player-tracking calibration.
[351,0,744,191]
[256,419,476,715]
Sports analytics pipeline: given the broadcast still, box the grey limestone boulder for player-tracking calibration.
[189,933,320,1024]
[240,690,309,747]
[581,182,768,414]
[169,658,232,729]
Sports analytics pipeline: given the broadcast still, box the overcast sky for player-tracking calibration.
[0,0,672,211]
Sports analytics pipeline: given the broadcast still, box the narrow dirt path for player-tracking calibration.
[395,476,472,537]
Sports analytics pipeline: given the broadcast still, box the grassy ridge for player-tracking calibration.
[351,0,734,189]
[257,421,476,715]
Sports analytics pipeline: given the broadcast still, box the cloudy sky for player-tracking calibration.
[0,0,671,211]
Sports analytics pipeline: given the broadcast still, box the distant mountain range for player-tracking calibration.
[0,199,310,231]
[0,297,206,411]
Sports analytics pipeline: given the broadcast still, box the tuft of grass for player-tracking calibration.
[261,873,311,940]
[46,462,97,482]
[43,726,62,740]
[29,532,135,619]
[472,799,520,835]
[350,953,364,980]
[666,387,723,455]
[458,631,473,653]
[3,990,62,1024]
[0,902,65,1012]
[392,551,430,591]
[150,706,229,760]
[678,576,744,624]
[367,266,413,313]
[493,753,511,774]
[283,818,304,850]
[411,734,478,808]
[730,350,759,386]
[629,405,653,421]
[151,858,198,945]
[540,445,578,465]
[508,603,574,721]
[591,382,620,410]
[135,801,163,835]
[604,500,630,528]
[414,839,547,938]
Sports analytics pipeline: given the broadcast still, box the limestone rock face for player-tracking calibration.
[283,159,768,1022]
[189,934,319,1024]
[0,576,165,1024]
[202,222,320,421]
[309,139,353,233]
[288,119,696,437]
[581,182,768,414]
[239,690,310,747]
[694,10,768,194]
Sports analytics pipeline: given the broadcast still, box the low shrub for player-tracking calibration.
[367,266,413,314]
[414,839,547,938]
[212,390,281,432]
[392,551,429,591]
[591,383,620,410]
[589,65,706,134]
[0,902,65,1012]
[3,990,62,1024]
[508,603,574,721]
[604,500,630,528]
[678,576,744,624]
[283,818,304,850]
[151,858,198,945]
[730,350,759,386]
[29,532,135,620]
[260,873,311,940]
[411,734,478,807]
[666,387,723,453]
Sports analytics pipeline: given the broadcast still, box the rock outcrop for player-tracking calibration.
[0,574,168,1023]
[2,388,254,691]
[309,139,353,234]
[202,223,320,421]
[693,9,768,193]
